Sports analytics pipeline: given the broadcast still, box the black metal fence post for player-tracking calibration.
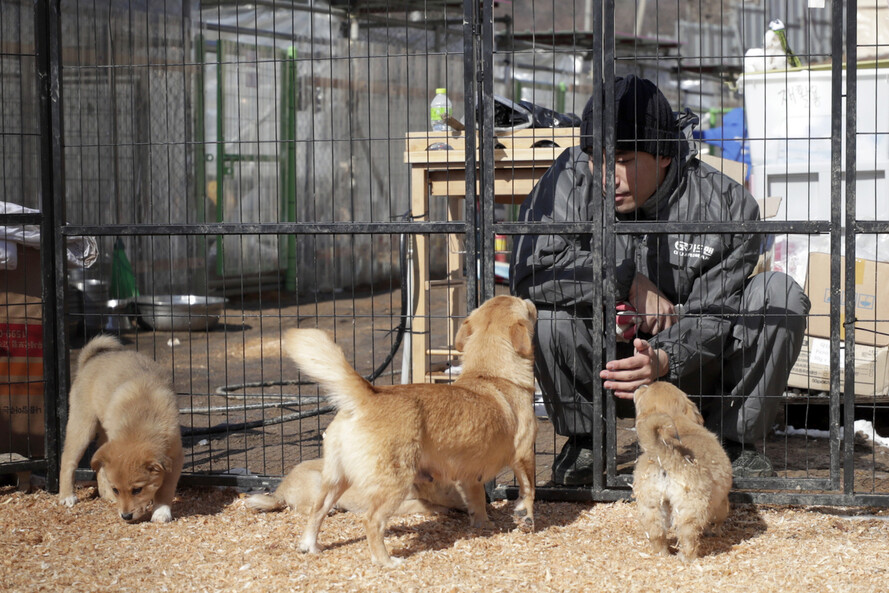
[34,0,67,494]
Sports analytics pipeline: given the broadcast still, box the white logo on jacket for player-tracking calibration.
[673,240,714,260]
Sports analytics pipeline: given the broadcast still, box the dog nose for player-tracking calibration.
[121,512,133,521]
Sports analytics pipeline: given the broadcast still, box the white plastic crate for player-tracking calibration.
[741,65,889,168]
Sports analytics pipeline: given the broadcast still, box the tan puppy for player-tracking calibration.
[58,335,184,523]
[244,458,466,515]
[632,382,732,561]
[288,295,538,567]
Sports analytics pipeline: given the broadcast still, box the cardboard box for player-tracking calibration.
[787,335,889,397]
[805,252,889,347]
[0,245,45,457]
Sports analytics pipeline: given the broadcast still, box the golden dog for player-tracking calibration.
[58,334,183,523]
[244,458,466,515]
[287,295,538,567]
[632,382,732,560]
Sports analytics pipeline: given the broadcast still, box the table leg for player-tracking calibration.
[410,167,430,383]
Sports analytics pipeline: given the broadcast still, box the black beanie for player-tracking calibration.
[580,75,679,158]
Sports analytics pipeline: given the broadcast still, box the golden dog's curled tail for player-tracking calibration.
[283,328,375,414]
[76,334,124,371]
[244,492,287,512]
[636,413,695,462]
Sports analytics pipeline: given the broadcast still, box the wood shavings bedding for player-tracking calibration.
[2,486,888,593]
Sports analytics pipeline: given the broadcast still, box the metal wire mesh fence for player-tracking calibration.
[1,0,888,507]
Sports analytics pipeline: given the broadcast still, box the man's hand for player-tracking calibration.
[629,273,677,335]
[599,338,669,399]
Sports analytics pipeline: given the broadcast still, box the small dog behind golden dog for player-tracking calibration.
[286,295,538,567]
[58,334,183,523]
[632,382,732,561]
[244,458,466,515]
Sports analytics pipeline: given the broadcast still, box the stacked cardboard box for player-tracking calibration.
[787,252,889,397]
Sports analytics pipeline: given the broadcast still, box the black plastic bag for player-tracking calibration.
[518,100,581,128]
[492,95,533,132]
[490,95,581,132]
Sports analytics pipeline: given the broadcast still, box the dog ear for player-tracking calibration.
[509,322,534,358]
[454,317,473,352]
[147,455,172,474]
[90,443,110,472]
[523,299,538,321]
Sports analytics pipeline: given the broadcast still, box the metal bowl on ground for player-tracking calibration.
[135,295,227,331]
[72,278,109,335]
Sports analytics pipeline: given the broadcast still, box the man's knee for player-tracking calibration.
[535,308,586,345]
[534,309,579,373]
[746,271,810,318]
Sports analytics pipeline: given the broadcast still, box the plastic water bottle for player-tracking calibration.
[430,88,452,132]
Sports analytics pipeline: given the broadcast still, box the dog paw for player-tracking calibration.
[151,505,173,523]
[59,495,77,508]
[298,540,321,554]
[649,544,671,556]
[515,514,535,532]
[374,556,404,569]
[470,518,495,530]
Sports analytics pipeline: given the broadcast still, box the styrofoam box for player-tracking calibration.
[741,66,889,167]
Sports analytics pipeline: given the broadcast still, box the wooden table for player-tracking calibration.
[405,127,581,382]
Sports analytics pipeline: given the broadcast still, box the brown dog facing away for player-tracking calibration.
[244,458,466,515]
[632,382,732,561]
[58,334,184,523]
[286,295,538,567]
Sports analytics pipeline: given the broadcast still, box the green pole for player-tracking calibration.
[556,81,566,114]
[282,46,298,292]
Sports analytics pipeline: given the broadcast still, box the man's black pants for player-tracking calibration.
[533,271,810,445]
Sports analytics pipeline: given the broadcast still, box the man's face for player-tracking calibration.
[591,150,672,214]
